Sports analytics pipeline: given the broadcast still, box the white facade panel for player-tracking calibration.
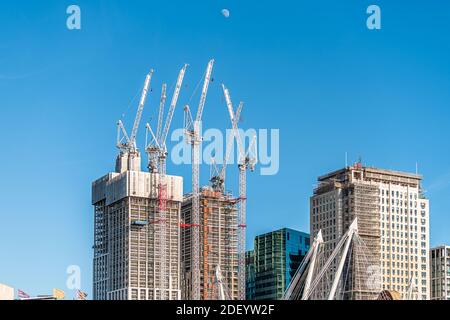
[92,171,183,206]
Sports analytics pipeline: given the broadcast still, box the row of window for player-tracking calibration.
[382,238,422,245]
[381,206,421,215]
[381,189,418,200]
[382,222,421,232]
[383,269,419,277]
[382,229,427,237]
[382,214,425,223]
[380,198,418,208]
[382,247,422,255]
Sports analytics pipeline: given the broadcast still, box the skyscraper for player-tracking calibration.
[250,228,310,300]
[430,245,450,300]
[92,152,183,300]
[310,163,430,300]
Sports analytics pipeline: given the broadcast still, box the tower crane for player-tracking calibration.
[117,70,153,156]
[222,83,257,300]
[209,101,243,193]
[146,64,188,173]
[183,59,215,300]
[144,64,188,299]
[146,83,167,173]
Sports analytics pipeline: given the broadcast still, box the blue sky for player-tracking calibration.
[1,0,449,298]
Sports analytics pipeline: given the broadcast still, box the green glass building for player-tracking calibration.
[245,250,256,300]
[247,228,310,300]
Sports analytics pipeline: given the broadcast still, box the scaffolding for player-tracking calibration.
[306,164,382,300]
[181,187,239,300]
[345,182,381,300]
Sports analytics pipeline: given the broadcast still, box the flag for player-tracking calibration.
[17,289,30,299]
[76,290,87,300]
[52,288,65,300]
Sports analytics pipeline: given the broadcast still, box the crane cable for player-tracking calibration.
[188,66,212,105]
[121,83,145,120]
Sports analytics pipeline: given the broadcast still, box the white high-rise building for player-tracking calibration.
[310,163,430,300]
[430,245,450,300]
[92,152,183,300]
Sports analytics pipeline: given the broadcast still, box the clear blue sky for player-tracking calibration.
[1,0,449,298]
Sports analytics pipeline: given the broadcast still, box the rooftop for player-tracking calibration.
[318,164,422,182]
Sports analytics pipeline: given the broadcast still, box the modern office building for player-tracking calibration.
[311,163,430,300]
[430,245,450,300]
[92,151,183,300]
[245,250,256,300]
[180,187,239,300]
[249,228,310,300]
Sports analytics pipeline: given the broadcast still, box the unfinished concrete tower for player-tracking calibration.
[92,69,185,300]
[92,152,183,300]
[181,187,239,300]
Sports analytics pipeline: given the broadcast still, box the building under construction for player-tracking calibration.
[292,163,431,300]
[92,152,183,300]
[179,60,253,300]
[180,187,239,300]
[92,65,188,300]
[91,61,253,300]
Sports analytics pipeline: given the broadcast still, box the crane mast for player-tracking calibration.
[156,83,167,145]
[238,135,257,299]
[222,83,257,300]
[183,59,214,300]
[145,65,187,299]
[140,65,187,299]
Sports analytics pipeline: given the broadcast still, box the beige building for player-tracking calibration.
[430,245,450,300]
[92,152,183,300]
[310,163,430,300]
[0,283,14,300]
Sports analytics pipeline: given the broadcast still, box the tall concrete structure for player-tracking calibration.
[430,245,450,300]
[311,163,430,300]
[250,228,310,300]
[180,187,239,300]
[92,152,183,300]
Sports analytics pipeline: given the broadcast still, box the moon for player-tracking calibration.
[221,9,230,18]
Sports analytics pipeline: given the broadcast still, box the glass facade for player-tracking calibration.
[246,228,310,300]
[245,250,256,300]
